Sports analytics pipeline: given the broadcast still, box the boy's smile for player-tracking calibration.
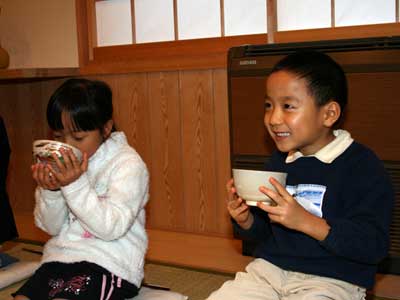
[264,70,336,156]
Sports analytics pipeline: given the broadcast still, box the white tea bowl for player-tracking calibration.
[33,139,82,171]
[232,168,287,206]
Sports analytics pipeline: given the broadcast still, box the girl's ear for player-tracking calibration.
[102,119,114,139]
[323,101,341,128]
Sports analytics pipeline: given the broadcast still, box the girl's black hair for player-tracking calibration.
[271,50,348,125]
[47,78,113,132]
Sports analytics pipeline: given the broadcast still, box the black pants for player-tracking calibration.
[13,261,139,300]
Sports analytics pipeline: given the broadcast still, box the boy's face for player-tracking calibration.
[264,70,335,156]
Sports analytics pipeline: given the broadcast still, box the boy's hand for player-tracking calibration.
[48,148,88,187]
[226,178,254,230]
[257,177,330,240]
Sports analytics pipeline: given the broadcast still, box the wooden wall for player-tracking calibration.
[230,72,400,161]
[1,68,399,239]
[0,68,233,239]
[0,79,64,212]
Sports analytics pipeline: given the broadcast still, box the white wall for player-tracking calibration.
[0,0,78,69]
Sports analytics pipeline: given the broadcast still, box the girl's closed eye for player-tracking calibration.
[73,136,84,142]
[53,133,63,141]
[72,132,86,141]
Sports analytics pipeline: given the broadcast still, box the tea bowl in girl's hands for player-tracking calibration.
[33,139,82,171]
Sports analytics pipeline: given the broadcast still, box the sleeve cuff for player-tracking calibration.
[40,188,63,202]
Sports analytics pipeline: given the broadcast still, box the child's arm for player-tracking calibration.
[31,163,68,235]
[61,155,149,241]
[34,187,69,235]
[226,178,254,229]
[258,177,331,241]
[227,178,274,241]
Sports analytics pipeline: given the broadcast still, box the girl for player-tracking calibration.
[14,78,149,300]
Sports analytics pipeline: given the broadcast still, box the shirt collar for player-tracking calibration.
[285,129,353,164]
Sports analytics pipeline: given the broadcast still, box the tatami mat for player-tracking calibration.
[0,241,396,300]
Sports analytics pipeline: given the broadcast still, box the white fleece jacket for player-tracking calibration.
[34,132,149,287]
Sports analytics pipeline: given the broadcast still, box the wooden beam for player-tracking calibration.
[331,0,335,28]
[173,0,179,40]
[86,0,97,60]
[75,0,90,67]
[267,0,277,43]
[130,0,136,44]
[220,0,225,37]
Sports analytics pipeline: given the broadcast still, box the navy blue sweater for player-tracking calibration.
[234,142,394,288]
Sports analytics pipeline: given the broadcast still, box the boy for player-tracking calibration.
[207,50,394,300]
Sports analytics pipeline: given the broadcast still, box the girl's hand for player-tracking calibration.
[48,148,89,187]
[31,163,61,191]
[257,177,330,240]
[226,178,254,230]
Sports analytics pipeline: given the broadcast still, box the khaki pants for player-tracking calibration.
[206,259,366,300]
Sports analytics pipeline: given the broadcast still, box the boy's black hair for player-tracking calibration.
[271,50,347,125]
[47,78,113,132]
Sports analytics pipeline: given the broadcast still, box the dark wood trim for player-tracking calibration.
[267,0,277,43]
[220,0,225,37]
[130,0,136,44]
[80,34,270,75]
[78,23,400,75]
[0,68,79,82]
[86,0,97,60]
[275,22,400,43]
[173,0,178,40]
[75,0,90,67]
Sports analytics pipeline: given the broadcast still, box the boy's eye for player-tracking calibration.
[284,103,295,109]
[264,102,272,110]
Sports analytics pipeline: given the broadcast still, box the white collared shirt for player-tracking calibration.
[286,129,354,164]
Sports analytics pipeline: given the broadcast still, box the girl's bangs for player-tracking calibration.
[47,96,100,132]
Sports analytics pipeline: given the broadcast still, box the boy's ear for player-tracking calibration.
[323,101,341,127]
[103,119,114,139]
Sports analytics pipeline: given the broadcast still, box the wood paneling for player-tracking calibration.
[103,73,152,164]
[180,70,219,233]
[0,79,64,213]
[213,70,233,235]
[1,68,233,238]
[146,71,185,230]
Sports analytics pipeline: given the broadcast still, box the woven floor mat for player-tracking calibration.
[0,241,396,300]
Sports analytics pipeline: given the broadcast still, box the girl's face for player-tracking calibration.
[52,112,112,159]
[264,70,336,156]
